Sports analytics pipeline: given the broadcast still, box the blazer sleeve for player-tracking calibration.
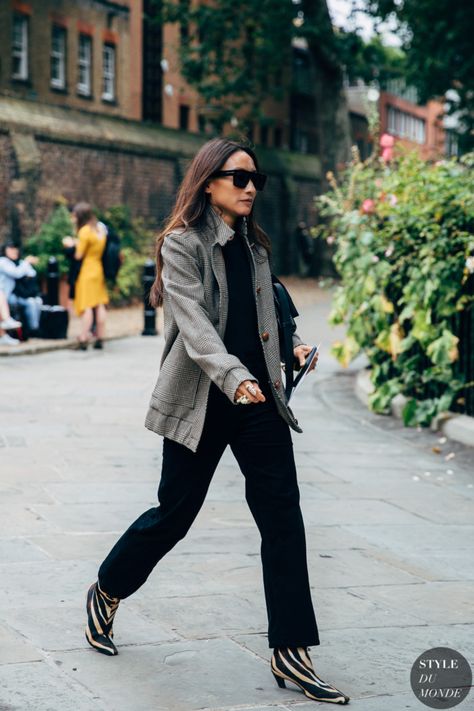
[161,233,259,403]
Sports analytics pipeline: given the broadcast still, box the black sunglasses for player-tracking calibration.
[211,169,267,191]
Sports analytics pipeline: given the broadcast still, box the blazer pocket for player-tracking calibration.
[152,335,202,408]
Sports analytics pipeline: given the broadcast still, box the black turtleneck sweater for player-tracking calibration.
[222,231,267,381]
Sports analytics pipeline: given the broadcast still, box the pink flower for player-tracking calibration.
[389,194,397,206]
[362,199,375,214]
[385,245,394,257]
[380,133,395,148]
[372,255,380,263]
[380,133,395,163]
[327,235,336,245]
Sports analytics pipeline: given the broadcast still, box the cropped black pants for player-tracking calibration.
[98,374,320,649]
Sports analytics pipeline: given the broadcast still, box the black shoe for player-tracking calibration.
[76,339,89,351]
[93,339,103,350]
[85,582,120,656]
[271,647,350,704]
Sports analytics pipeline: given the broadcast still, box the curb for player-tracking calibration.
[0,332,144,357]
[355,368,474,448]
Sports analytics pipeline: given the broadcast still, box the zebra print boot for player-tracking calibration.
[85,582,120,656]
[271,646,350,704]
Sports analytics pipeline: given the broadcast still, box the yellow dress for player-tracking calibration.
[74,224,109,316]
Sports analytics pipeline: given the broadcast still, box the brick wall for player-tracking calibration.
[0,98,322,275]
[0,134,17,243]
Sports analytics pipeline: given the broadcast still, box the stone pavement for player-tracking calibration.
[0,289,473,711]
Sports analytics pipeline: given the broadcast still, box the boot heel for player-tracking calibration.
[273,672,286,689]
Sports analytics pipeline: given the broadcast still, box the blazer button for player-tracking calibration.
[256,286,261,294]
[261,331,269,341]
[274,379,281,388]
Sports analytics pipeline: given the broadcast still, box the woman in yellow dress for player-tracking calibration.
[64,203,109,350]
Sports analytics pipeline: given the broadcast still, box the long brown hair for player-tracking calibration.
[72,202,95,231]
[149,137,271,307]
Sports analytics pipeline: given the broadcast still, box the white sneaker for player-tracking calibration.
[0,317,22,329]
[0,333,21,346]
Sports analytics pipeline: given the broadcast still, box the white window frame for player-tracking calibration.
[77,34,92,96]
[102,43,116,102]
[387,105,426,145]
[12,13,28,80]
[50,25,66,89]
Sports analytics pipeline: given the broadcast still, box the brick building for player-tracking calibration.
[0,0,142,120]
[347,81,457,161]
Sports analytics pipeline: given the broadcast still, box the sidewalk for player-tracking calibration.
[0,286,472,710]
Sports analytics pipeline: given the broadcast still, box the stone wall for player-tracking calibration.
[0,97,323,274]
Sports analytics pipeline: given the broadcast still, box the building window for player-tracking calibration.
[102,43,116,101]
[274,127,282,148]
[77,34,92,96]
[12,13,28,80]
[445,130,459,158]
[179,105,190,131]
[50,25,67,90]
[387,105,426,144]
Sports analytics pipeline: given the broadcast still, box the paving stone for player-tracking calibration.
[0,622,43,664]
[53,638,303,711]
[360,581,474,625]
[26,532,121,561]
[304,586,425,631]
[301,498,425,526]
[0,560,97,609]
[5,602,180,652]
[29,501,156,533]
[0,661,105,711]
[307,547,425,587]
[0,537,50,563]
[341,523,474,554]
[129,592,267,640]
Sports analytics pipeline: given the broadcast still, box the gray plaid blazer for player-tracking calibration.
[145,207,304,452]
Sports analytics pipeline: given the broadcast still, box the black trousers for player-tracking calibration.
[98,373,320,649]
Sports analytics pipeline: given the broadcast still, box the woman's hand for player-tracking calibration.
[294,344,319,372]
[234,379,266,404]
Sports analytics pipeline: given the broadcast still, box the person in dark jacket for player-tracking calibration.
[85,138,349,705]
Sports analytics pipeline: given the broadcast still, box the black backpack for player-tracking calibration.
[101,225,122,283]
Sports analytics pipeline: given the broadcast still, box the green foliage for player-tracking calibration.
[97,206,154,306]
[151,0,347,132]
[24,204,73,277]
[153,0,293,131]
[336,33,406,88]
[314,148,474,426]
[366,0,474,151]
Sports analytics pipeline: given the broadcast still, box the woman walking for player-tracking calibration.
[63,203,108,350]
[85,138,350,705]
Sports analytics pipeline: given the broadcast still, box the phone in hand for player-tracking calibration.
[292,343,320,390]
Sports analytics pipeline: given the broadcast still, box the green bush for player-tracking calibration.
[314,149,474,426]
[97,205,155,306]
[24,204,73,277]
